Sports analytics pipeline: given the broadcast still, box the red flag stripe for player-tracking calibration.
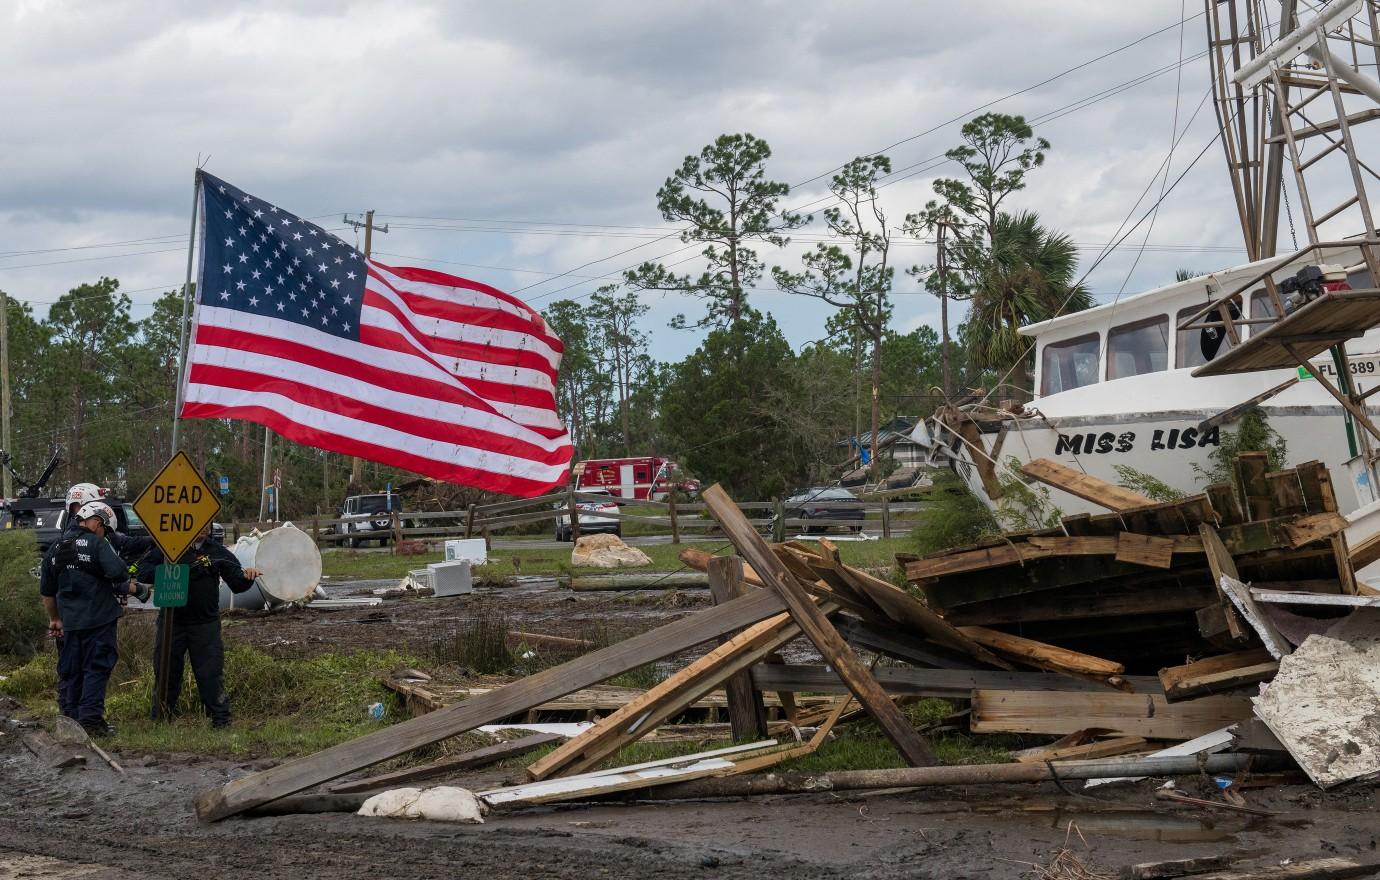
[182,401,563,497]
[186,362,573,466]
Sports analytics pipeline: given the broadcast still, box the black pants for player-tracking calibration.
[56,621,118,727]
[152,617,230,724]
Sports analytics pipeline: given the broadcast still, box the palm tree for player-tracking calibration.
[964,210,1092,397]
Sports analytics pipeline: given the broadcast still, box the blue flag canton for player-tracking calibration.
[199,172,367,341]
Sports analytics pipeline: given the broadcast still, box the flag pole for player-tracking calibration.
[159,168,201,722]
[170,169,202,455]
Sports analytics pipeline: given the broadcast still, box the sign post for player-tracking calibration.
[132,450,222,720]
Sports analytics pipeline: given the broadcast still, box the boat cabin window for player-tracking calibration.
[1106,316,1168,380]
[1040,333,1100,396]
[1176,304,1233,368]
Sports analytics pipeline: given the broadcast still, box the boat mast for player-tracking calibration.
[1191,0,1380,506]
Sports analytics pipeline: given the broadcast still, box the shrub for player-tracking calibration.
[913,471,1000,555]
[0,531,46,658]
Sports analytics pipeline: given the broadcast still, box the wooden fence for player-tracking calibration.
[226,485,929,551]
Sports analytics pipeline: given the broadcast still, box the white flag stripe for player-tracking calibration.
[195,305,555,427]
[183,383,569,484]
[369,262,550,330]
[188,343,571,454]
[364,274,562,371]
[361,303,558,396]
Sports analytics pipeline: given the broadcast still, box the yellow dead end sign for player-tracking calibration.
[132,450,222,564]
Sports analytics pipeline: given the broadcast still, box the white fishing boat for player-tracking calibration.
[921,0,1380,527]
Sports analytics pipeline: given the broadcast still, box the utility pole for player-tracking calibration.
[0,287,11,498]
[935,221,953,401]
[341,210,388,495]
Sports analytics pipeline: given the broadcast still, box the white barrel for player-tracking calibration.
[221,523,322,609]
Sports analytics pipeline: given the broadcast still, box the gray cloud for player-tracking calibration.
[1,1,1259,364]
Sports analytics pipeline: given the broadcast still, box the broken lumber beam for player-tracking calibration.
[1019,458,1156,511]
[1158,648,1278,702]
[1218,576,1292,658]
[1199,524,1250,642]
[702,484,938,767]
[750,664,1162,698]
[707,556,769,742]
[329,732,563,793]
[1014,735,1148,764]
[193,586,789,821]
[970,689,1251,739]
[638,754,1253,800]
[1115,533,1176,568]
[956,625,1125,678]
[1283,512,1348,548]
[525,608,813,780]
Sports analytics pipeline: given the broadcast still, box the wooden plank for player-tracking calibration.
[1199,524,1249,641]
[1191,858,1380,880]
[1219,576,1292,658]
[1115,533,1175,568]
[1019,458,1155,511]
[970,690,1251,739]
[1283,512,1350,548]
[525,609,808,780]
[1205,482,1244,526]
[328,733,563,793]
[1159,648,1278,702]
[1161,661,1279,702]
[818,554,1012,669]
[193,587,789,821]
[707,556,769,742]
[751,664,1164,698]
[1349,528,1380,569]
[1251,588,1380,607]
[1266,470,1308,516]
[1013,735,1147,764]
[701,484,938,766]
[1235,452,1273,521]
[956,626,1124,676]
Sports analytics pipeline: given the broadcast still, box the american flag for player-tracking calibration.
[182,172,572,497]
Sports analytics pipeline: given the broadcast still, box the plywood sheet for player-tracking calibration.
[1253,609,1380,788]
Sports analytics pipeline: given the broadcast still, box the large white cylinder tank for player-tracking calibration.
[218,523,323,610]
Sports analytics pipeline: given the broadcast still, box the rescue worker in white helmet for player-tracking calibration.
[59,483,153,557]
[39,501,149,736]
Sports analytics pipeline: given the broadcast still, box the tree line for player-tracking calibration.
[0,113,1091,511]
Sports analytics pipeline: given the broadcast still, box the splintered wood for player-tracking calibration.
[193,462,1365,820]
[904,453,1361,741]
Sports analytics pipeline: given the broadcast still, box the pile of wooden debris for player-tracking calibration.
[192,457,1378,823]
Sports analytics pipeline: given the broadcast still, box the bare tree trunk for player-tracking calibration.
[870,326,882,483]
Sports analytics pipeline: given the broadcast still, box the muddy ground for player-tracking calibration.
[2,724,1378,879]
[3,578,1379,878]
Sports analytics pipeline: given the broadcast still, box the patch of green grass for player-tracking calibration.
[3,632,418,758]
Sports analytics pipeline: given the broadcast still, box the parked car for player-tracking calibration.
[555,487,620,542]
[337,493,404,547]
[783,487,865,534]
[6,496,149,553]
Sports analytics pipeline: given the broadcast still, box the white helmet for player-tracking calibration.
[75,501,116,530]
[66,483,104,507]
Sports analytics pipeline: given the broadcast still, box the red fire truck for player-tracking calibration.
[572,457,699,501]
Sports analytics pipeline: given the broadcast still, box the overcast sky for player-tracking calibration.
[1,0,1257,362]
